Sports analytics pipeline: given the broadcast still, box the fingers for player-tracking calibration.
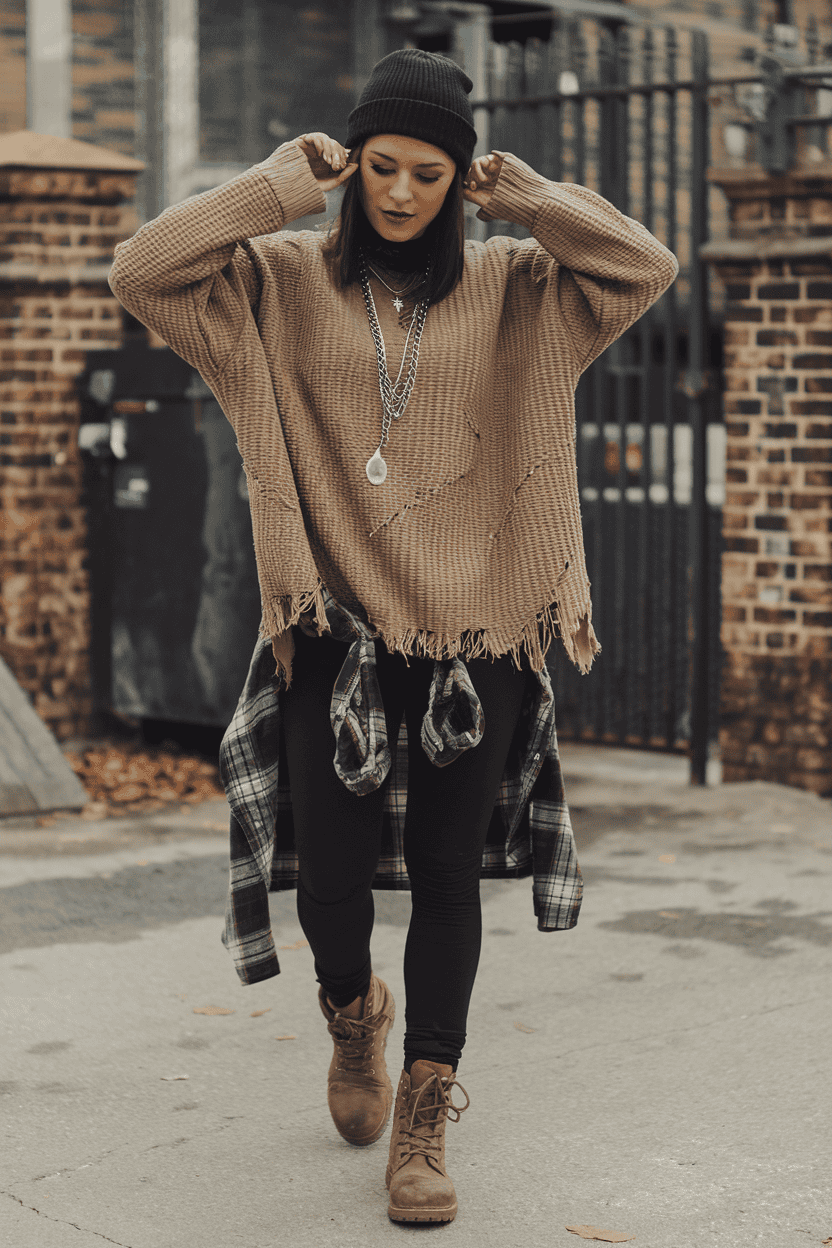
[464,152,501,192]
[301,132,351,170]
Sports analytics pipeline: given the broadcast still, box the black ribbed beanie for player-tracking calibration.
[346,49,477,172]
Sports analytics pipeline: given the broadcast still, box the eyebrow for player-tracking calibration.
[368,150,447,169]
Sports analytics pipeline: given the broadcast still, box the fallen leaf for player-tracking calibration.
[275,1034,296,1041]
[565,1226,635,1243]
[513,1021,536,1033]
[820,1238,832,1245]
[658,854,676,863]
[250,1009,272,1017]
[278,939,310,950]
[192,1006,235,1016]
[160,1074,189,1081]
[658,910,682,919]
[110,783,147,803]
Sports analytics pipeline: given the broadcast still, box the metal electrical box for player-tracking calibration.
[77,343,262,728]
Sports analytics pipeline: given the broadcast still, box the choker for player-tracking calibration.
[359,215,434,275]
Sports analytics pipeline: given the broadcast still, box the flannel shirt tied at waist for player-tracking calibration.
[219,588,583,984]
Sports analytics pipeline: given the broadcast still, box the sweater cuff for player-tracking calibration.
[476,151,547,232]
[254,141,327,226]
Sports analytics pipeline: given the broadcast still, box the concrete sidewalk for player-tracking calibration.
[1,742,830,1248]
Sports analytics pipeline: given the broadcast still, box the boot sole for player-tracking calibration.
[387,1201,457,1224]
[331,986,395,1147]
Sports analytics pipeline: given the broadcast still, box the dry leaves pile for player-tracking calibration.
[62,739,225,820]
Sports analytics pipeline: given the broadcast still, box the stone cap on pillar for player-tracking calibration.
[0,131,144,208]
[0,130,144,172]
[702,164,832,262]
[0,132,145,284]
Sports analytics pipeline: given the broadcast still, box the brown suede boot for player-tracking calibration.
[318,973,395,1146]
[386,1060,470,1223]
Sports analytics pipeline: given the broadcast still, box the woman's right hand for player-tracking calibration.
[296,133,359,193]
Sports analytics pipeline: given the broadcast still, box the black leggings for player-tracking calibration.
[281,623,528,1071]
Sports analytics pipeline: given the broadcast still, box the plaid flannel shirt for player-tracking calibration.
[219,588,583,984]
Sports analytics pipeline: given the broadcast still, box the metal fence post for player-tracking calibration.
[687,29,711,786]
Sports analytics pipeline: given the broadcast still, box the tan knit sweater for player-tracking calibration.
[109,142,678,687]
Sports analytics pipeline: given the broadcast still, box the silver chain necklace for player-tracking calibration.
[359,253,429,486]
[365,262,422,313]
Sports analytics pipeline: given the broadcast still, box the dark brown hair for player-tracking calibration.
[321,160,466,307]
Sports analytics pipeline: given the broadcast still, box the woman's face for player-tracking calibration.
[359,133,456,242]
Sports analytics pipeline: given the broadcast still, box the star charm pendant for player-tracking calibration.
[392,296,404,312]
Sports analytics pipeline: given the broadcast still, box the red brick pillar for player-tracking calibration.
[703,169,832,796]
[0,132,143,741]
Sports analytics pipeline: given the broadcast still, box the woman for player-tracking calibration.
[110,48,677,1224]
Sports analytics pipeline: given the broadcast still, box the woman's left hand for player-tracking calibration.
[463,152,504,211]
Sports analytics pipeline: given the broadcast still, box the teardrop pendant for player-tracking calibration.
[366,447,387,485]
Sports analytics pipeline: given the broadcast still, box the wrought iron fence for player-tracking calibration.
[447,5,832,782]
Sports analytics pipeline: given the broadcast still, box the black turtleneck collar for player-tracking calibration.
[357,206,434,275]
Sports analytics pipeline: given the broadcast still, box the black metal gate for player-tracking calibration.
[466,14,721,779]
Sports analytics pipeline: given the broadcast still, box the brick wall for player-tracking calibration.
[0,156,140,741]
[72,0,136,158]
[0,0,26,134]
[707,171,832,795]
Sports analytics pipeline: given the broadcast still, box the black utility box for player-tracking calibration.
[77,343,262,729]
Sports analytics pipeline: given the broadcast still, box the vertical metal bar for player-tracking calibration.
[577,82,599,740]
[552,96,563,182]
[487,42,505,242]
[687,29,711,785]
[241,0,262,166]
[574,34,587,185]
[505,41,525,194]
[664,27,680,752]
[599,27,616,203]
[616,24,631,215]
[458,9,492,242]
[614,343,628,743]
[591,347,609,742]
[545,23,564,183]
[637,28,655,744]
[573,369,591,735]
[613,24,631,741]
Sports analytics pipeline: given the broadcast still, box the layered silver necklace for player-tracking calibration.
[360,252,430,486]
[365,262,422,313]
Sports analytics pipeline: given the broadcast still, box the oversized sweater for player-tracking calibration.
[108,142,678,984]
[108,141,679,689]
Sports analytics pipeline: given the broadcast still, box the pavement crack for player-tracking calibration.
[552,995,824,1061]
[32,1146,119,1182]
[2,1189,133,1246]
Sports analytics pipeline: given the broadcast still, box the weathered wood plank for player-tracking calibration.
[0,656,89,814]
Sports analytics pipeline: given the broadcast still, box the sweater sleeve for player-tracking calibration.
[108,142,327,381]
[477,151,679,372]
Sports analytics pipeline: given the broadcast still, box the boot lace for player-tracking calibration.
[399,1072,470,1166]
[328,1010,388,1076]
